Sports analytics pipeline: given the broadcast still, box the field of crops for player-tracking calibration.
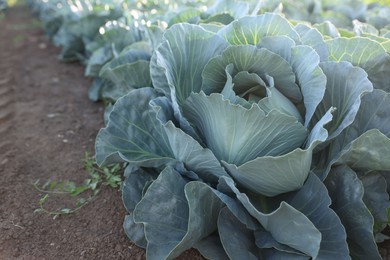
[2,0,390,259]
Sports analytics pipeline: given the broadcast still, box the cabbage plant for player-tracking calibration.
[96,13,390,259]
[0,0,6,10]
[29,0,66,38]
[86,0,257,104]
[85,18,154,103]
[50,0,123,62]
[84,20,146,77]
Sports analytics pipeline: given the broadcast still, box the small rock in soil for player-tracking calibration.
[38,43,47,49]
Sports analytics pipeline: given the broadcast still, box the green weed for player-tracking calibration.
[33,152,125,219]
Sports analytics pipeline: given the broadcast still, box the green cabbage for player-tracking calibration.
[94,12,390,259]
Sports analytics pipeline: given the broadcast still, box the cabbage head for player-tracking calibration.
[96,13,390,259]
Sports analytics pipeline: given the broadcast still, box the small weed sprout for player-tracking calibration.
[33,152,125,219]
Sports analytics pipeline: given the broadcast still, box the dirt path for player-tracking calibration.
[0,5,201,260]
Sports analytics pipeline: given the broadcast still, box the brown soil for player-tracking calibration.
[0,5,202,260]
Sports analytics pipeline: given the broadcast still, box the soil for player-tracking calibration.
[0,5,203,260]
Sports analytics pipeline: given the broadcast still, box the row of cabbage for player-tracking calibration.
[0,0,7,10]
[29,0,390,259]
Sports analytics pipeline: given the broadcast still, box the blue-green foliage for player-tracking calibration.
[29,0,390,258]
[95,13,390,259]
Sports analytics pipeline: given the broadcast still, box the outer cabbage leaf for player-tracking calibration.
[217,171,349,259]
[163,121,228,184]
[96,87,228,182]
[257,35,295,61]
[133,167,190,260]
[326,37,390,91]
[85,22,140,76]
[151,23,229,104]
[359,172,390,234]
[85,46,114,77]
[123,214,147,249]
[206,0,249,19]
[254,229,306,257]
[100,61,151,101]
[313,21,340,39]
[122,167,158,214]
[145,25,164,51]
[280,173,350,259]
[261,249,309,259]
[314,89,390,178]
[53,10,122,61]
[122,167,158,248]
[336,130,390,171]
[193,233,229,260]
[218,207,259,259]
[98,49,152,101]
[289,46,327,126]
[294,24,328,60]
[218,177,321,258]
[134,167,227,259]
[312,61,373,141]
[88,77,114,102]
[204,13,235,25]
[325,165,381,259]
[346,89,390,137]
[99,49,151,81]
[95,87,175,167]
[167,8,202,27]
[53,28,84,61]
[353,20,379,36]
[217,13,300,45]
